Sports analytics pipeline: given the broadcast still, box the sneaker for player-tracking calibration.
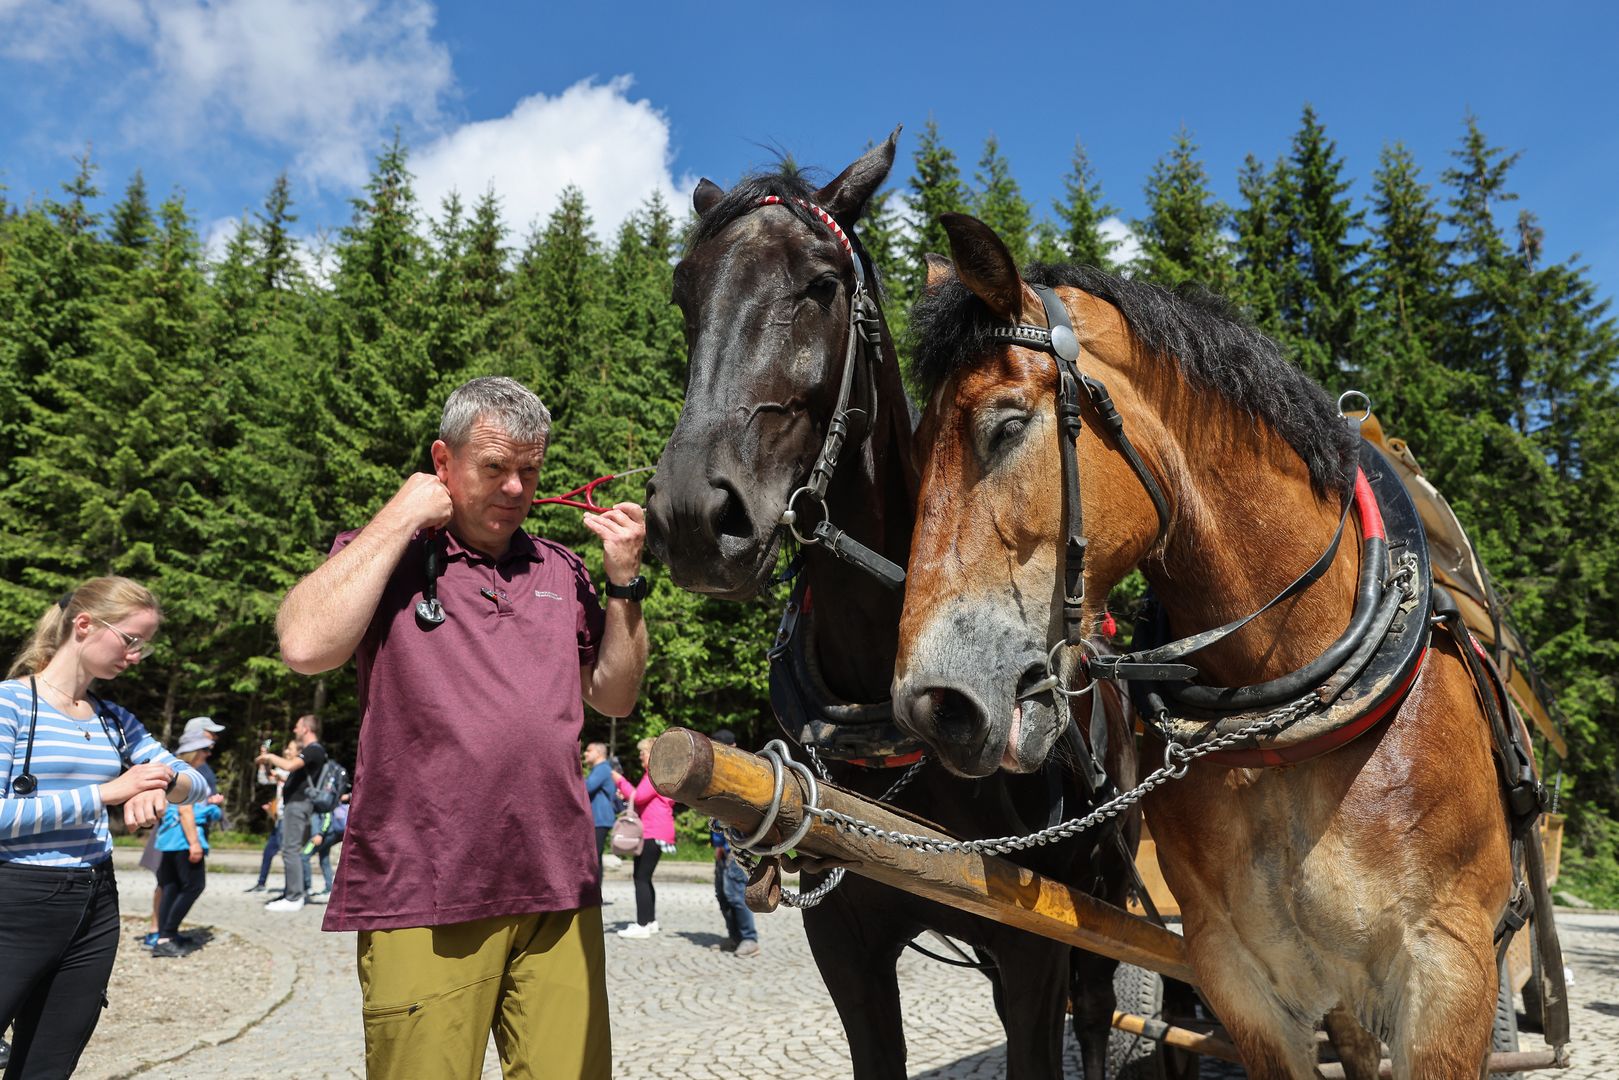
[142,931,161,948]
[602,853,623,869]
[263,892,286,904]
[734,939,761,958]
[305,892,328,905]
[151,939,184,958]
[709,939,739,953]
[244,883,266,893]
[264,897,306,913]
[616,922,654,939]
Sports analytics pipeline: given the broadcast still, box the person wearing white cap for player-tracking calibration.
[149,732,224,956]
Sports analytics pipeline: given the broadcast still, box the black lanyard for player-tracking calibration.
[11,677,130,797]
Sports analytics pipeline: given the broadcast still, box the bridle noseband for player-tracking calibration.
[758,196,905,590]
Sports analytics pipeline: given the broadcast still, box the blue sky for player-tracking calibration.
[2,1,1615,307]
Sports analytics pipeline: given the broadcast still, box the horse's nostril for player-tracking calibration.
[714,481,752,540]
[915,688,985,748]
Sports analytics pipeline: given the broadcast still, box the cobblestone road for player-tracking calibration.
[90,854,1619,1078]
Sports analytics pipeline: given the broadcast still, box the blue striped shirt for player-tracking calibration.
[1,678,207,867]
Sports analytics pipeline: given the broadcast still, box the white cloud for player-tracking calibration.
[142,0,451,189]
[1100,216,1142,271]
[1,0,452,189]
[411,77,694,245]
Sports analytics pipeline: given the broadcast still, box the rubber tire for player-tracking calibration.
[1494,961,1523,1080]
[1519,932,1546,1034]
[1108,964,1201,1080]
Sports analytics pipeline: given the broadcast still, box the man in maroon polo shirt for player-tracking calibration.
[276,376,648,1079]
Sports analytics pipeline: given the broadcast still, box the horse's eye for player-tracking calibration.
[805,274,839,308]
[990,417,1027,452]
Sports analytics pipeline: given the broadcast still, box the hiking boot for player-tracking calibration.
[151,939,185,958]
[734,939,761,958]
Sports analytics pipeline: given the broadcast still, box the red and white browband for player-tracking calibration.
[758,196,857,268]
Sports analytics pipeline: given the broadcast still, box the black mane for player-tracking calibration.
[909,264,1357,494]
[683,169,882,295]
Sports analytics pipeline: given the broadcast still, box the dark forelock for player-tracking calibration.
[908,264,1357,495]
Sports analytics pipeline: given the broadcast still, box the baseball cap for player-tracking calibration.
[183,716,225,737]
[175,733,213,755]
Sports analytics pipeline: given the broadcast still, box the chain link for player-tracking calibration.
[803,698,1317,858]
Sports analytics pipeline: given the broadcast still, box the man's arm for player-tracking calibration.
[580,503,649,717]
[256,751,306,773]
[277,473,452,674]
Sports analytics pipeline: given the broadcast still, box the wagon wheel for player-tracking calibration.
[1108,964,1201,1080]
[1494,960,1524,1080]
[1518,931,1546,1034]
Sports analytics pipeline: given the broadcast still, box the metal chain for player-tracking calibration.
[804,698,1317,858]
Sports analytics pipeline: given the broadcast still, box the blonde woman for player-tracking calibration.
[1,577,207,1076]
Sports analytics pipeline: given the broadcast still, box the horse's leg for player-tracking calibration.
[1069,948,1118,1080]
[984,929,1070,1080]
[1187,932,1321,1080]
[1387,929,1497,1080]
[800,884,910,1080]
[1322,1005,1383,1080]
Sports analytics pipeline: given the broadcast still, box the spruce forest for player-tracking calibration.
[2,109,1616,901]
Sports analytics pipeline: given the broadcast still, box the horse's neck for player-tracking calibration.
[1140,401,1362,689]
[802,325,916,704]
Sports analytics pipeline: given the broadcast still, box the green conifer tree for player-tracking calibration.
[970,135,1031,267]
[1134,127,1232,292]
[1052,137,1118,269]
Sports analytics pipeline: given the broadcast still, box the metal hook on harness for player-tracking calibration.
[1336,389,1373,427]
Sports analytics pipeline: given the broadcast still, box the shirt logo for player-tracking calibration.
[534,590,562,600]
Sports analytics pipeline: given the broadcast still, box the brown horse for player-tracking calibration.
[646,140,1143,1080]
[892,212,1518,1078]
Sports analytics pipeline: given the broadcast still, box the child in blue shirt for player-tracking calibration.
[151,737,224,956]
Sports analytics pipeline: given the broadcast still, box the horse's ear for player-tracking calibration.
[814,126,901,226]
[923,253,956,294]
[939,212,1023,321]
[693,179,725,217]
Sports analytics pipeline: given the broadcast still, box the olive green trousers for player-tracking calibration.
[357,906,610,1079]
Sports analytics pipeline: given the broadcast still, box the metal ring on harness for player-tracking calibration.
[1336,389,1372,427]
[781,486,826,546]
[1043,638,1099,699]
[725,740,821,857]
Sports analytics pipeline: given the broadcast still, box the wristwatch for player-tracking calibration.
[604,575,649,602]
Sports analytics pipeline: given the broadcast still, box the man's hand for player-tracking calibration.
[188,843,204,864]
[123,788,169,830]
[207,793,225,806]
[584,502,645,587]
[310,835,323,847]
[386,472,454,534]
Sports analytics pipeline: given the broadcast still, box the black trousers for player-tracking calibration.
[0,859,121,1080]
[155,850,207,935]
[632,843,661,925]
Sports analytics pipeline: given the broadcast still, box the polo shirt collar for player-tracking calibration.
[441,527,544,568]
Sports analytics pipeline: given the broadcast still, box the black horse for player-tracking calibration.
[645,133,1139,1080]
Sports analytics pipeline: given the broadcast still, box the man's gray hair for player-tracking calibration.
[440,376,552,449]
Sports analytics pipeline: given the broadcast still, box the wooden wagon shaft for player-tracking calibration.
[1110,1011,1242,1064]
[649,728,1196,984]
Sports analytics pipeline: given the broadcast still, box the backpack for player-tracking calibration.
[310,758,350,813]
[609,805,644,856]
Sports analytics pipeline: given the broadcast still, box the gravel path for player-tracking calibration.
[71,851,1619,1079]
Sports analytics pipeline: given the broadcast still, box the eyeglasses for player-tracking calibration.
[97,618,154,659]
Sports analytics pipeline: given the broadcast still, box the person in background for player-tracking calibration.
[615,737,675,939]
[246,740,296,895]
[254,714,326,912]
[582,742,619,869]
[144,715,227,945]
[706,730,761,958]
[1,577,208,1076]
[305,794,349,899]
[150,734,224,957]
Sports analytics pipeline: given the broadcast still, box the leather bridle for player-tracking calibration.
[991,284,1394,718]
[756,196,905,590]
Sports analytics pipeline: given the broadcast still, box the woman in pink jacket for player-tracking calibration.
[614,737,676,938]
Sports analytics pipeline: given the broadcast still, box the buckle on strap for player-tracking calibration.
[1086,654,1199,683]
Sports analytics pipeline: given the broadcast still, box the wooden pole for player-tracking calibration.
[650,728,1196,985]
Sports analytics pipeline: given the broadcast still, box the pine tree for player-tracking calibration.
[1134,127,1232,292]
[903,118,970,300]
[107,171,154,271]
[970,135,1031,267]
[1230,154,1286,332]
[1052,137,1118,269]
[256,173,302,293]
